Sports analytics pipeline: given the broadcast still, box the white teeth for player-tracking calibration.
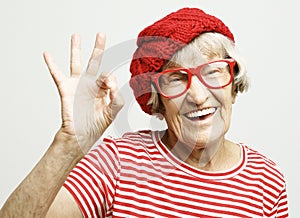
[186,108,216,118]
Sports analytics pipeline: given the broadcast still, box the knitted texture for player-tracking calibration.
[129,7,234,115]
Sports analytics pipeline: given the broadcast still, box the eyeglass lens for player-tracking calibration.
[158,61,231,97]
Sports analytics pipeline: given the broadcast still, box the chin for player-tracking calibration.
[183,128,228,149]
[181,133,210,148]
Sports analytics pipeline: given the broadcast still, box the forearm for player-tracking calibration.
[0,130,84,217]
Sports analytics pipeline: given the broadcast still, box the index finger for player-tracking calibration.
[43,51,66,87]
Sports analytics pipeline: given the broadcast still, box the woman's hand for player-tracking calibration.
[43,33,124,152]
[0,34,122,217]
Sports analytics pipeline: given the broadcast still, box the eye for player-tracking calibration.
[206,68,223,76]
[201,62,229,78]
[168,72,187,82]
[160,71,188,85]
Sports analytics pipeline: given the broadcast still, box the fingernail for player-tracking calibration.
[97,32,106,42]
[96,76,106,85]
[99,32,105,38]
[72,34,80,44]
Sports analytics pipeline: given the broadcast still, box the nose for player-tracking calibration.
[186,75,209,104]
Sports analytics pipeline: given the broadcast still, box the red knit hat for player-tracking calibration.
[129,7,234,115]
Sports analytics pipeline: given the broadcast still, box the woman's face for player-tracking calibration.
[161,56,236,150]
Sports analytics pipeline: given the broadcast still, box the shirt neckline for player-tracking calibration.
[152,130,247,180]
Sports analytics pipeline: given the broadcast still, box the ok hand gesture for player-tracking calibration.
[43,33,124,153]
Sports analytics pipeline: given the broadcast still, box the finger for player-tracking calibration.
[96,71,111,86]
[101,75,124,116]
[95,71,111,99]
[70,34,82,77]
[108,77,125,114]
[43,51,66,87]
[86,32,106,76]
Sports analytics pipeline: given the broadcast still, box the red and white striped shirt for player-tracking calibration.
[64,130,288,217]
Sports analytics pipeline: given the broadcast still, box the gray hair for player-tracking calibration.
[148,32,250,115]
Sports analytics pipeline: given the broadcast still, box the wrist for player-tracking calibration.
[52,129,85,160]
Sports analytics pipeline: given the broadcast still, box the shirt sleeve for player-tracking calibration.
[63,137,120,218]
[271,183,289,217]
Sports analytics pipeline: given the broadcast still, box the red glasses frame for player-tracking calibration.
[151,58,236,99]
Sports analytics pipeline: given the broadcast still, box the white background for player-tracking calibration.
[0,0,299,216]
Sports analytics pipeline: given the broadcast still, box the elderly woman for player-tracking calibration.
[0,7,288,217]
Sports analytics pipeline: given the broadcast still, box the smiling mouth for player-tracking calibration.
[184,107,216,121]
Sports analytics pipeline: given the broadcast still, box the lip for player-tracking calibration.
[182,107,217,123]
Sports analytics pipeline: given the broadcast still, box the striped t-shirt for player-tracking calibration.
[64,130,288,217]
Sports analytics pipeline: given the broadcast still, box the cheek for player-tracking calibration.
[164,102,180,121]
[162,99,184,134]
[220,104,232,124]
[216,91,234,130]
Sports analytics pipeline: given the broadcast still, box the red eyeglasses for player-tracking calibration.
[151,58,236,98]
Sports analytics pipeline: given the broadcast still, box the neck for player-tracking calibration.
[162,130,240,172]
